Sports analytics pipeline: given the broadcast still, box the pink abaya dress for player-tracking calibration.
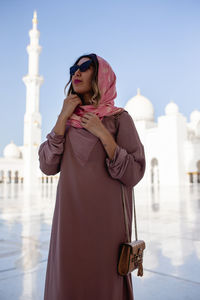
[38,109,146,300]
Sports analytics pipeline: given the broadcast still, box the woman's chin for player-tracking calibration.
[73,88,85,94]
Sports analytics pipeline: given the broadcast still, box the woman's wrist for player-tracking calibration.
[58,112,69,121]
[99,128,118,160]
[53,113,68,136]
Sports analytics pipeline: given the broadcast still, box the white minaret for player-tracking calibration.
[22,10,44,187]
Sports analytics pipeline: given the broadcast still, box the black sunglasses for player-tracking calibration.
[70,59,93,76]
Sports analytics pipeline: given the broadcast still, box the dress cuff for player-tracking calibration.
[44,130,66,158]
[105,145,127,168]
[46,130,66,143]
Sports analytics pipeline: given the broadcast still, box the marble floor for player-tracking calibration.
[0,182,200,300]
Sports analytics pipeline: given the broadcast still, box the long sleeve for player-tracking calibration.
[105,111,146,188]
[38,128,66,176]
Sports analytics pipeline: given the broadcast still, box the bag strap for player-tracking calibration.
[121,184,138,242]
[113,112,138,242]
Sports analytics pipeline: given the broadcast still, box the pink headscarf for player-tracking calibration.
[66,55,124,128]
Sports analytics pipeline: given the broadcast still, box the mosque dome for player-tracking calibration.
[165,101,179,115]
[124,88,154,121]
[3,141,21,159]
[190,110,200,123]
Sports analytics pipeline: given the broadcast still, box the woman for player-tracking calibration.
[38,53,146,300]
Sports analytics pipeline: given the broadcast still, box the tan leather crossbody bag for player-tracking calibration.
[117,184,146,276]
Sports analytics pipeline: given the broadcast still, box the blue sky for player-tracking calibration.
[0,0,199,156]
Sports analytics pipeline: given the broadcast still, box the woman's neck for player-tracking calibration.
[81,92,93,105]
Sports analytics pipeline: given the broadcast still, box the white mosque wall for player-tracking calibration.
[0,158,24,183]
[184,141,200,172]
[144,126,159,187]
[127,110,200,188]
[157,112,188,186]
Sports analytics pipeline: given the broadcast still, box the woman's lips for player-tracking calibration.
[74,80,82,84]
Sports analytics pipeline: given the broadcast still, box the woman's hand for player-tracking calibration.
[81,112,118,160]
[81,112,107,138]
[60,91,82,119]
